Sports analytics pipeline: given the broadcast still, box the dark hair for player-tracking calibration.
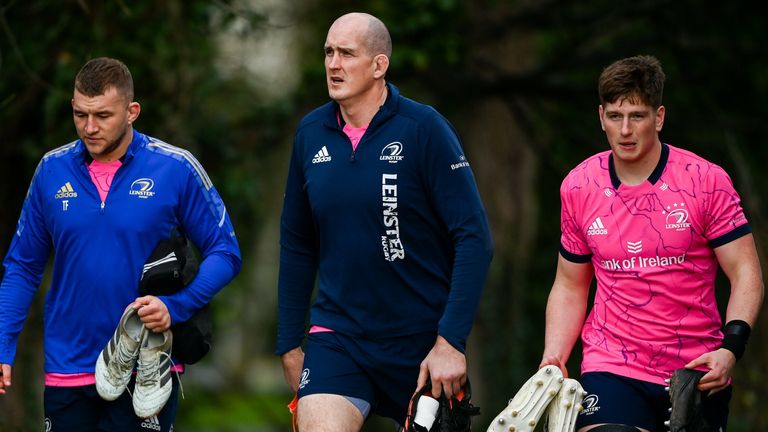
[598,55,665,108]
[74,57,134,101]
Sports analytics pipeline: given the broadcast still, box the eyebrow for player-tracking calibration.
[325,44,357,54]
[72,107,114,115]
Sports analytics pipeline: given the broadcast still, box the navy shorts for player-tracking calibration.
[576,372,731,431]
[298,330,436,424]
[44,375,179,432]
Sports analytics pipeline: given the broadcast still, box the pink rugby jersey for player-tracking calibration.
[559,143,751,385]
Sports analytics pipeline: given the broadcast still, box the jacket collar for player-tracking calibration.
[79,129,147,164]
[322,82,399,130]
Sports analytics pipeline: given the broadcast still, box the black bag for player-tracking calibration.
[139,227,212,364]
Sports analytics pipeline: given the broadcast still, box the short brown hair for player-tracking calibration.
[598,55,665,108]
[74,57,134,101]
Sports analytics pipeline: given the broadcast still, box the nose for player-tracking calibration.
[85,115,99,134]
[620,117,631,136]
[327,52,341,69]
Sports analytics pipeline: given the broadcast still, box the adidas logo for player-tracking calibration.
[312,146,332,164]
[54,182,78,199]
[140,415,162,431]
[586,217,608,236]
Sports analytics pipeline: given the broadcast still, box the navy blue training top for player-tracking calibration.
[276,83,493,355]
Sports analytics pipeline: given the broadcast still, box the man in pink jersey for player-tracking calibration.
[539,55,763,431]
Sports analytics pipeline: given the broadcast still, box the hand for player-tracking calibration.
[281,347,305,393]
[0,364,11,395]
[417,336,466,399]
[685,348,736,395]
[130,296,171,332]
[539,355,569,378]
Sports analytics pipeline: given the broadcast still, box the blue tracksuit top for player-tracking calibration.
[277,83,493,355]
[0,130,241,372]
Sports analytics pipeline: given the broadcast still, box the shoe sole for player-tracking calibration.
[95,308,144,401]
[133,330,174,418]
[544,378,586,432]
[666,368,709,432]
[487,366,564,432]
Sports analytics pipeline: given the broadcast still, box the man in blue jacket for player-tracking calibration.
[277,12,493,431]
[0,57,241,431]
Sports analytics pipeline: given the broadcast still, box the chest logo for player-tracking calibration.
[380,142,404,163]
[663,202,691,231]
[129,178,156,199]
[54,182,78,199]
[312,146,332,164]
[587,217,608,236]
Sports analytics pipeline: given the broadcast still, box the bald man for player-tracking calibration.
[276,12,493,431]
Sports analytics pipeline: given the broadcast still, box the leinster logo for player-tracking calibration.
[380,142,404,163]
[663,202,691,231]
[129,178,156,199]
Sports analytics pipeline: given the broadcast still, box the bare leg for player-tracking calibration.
[298,393,365,432]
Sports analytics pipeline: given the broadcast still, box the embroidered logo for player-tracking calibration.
[587,217,608,236]
[54,182,78,199]
[581,394,600,416]
[450,155,470,170]
[129,178,156,199]
[140,415,162,431]
[380,142,404,163]
[663,202,691,231]
[299,368,311,390]
[627,240,643,254]
[312,146,332,164]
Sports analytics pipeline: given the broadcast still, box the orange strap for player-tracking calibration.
[287,394,299,432]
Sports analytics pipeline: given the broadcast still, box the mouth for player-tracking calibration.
[329,76,344,85]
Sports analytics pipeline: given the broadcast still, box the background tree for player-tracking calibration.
[1,0,766,430]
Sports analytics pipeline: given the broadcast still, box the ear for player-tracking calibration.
[655,105,665,132]
[372,54,389,80]
[598,105,606,131]
[127,101,141,125]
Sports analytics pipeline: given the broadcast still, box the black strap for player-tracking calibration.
[721,319,751,361]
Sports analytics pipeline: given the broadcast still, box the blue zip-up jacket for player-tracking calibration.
[0,131,241,372]
[276,83,493,355]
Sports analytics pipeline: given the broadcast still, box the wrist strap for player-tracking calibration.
[721,320,751,361]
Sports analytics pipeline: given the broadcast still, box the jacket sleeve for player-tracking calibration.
[275,133,318,356]
[159,153,241,324]
[422,111,494,352]
[0,162,52,364]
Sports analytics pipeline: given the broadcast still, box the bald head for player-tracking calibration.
[331,12,392,58]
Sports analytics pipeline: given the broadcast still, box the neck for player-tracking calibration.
[613,141,662,186]
[90,128,133,163]
[338,82,387,128]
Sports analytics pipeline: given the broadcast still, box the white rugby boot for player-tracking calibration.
[487,366,564,432]
[544,378,586,432]
[95,307,146,400]
[133,329,174,418]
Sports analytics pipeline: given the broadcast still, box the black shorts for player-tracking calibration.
[44,375,179,432]
[298,330,436,424]
[576,372,731,431]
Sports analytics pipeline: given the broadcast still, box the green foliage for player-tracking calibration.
[2,0,768,430]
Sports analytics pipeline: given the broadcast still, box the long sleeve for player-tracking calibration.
[0,162,52,364]
[275,136,318,355]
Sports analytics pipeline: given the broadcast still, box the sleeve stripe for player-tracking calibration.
[559,244,592,263]
[147,141,213,190]
[710,224,752,248]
